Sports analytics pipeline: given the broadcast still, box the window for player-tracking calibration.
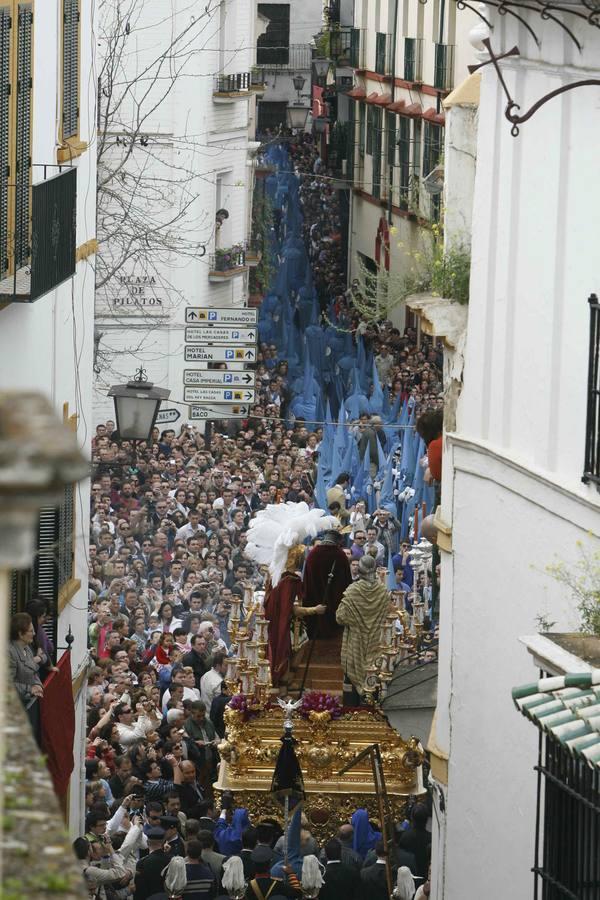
[372,108,382,199]
[433,43,455,91]
[349,27,361,68]
[366,105,374,156]
[583,292,600,487]
[0,2,33,281]
[398,117,411,210]
[386,111,396,168]
[62,0,79,140]
[359,103,366,158]
[257,4,290,66]
[375,32,388,75]
[257,100,288,133]
[423,121,443,221]
[404,37,423,82]
[10,485,75,663]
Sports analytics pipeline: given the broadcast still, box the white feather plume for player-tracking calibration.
[245,501,340,586]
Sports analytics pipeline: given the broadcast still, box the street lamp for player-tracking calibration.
[286,105,310,130]
[292,72,306,102]
[108,368,171,442]
[313,57,331,85]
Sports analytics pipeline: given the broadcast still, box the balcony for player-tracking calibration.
[433,44,455,91]
[404,37,424,83]
[213,72,251,102]
[0,166,76,304]
[208,244,248,281]
[257,44,312,71]
[327,26,358,68]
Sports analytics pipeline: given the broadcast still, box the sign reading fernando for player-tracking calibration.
[185,307,258,325]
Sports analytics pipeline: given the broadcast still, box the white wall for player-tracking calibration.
[433,10,600,900]
[0,0,96,834]
[94,0,256,417]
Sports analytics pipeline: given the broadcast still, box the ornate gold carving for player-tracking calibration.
[215,704,426,840]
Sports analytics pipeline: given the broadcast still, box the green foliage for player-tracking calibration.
[351,222,471,326]
[249,187,275,296]
[545,541,600,635]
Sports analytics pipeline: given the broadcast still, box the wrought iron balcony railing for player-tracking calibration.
[214,72,251,94]
[209,245,247,274]
[0,165,77,303]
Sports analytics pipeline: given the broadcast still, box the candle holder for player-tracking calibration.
[246,640,258,668]
[239,668,253,695]
[236,631,249,671]
[363,662,380,705]
[254,615,269,644]
[225,657,240,694]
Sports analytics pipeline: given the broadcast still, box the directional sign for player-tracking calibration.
[155,408,181,424]
[183,369,256,387]
[189,404,250,420]
[184,386,256,403]
[184,345,257,363]
[185,326,257,344]
[185,307,258,325]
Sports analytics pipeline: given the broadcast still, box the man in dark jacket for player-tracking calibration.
[319,839,357,900]
[183,635,209,690]
[134,827,171,899]
[397,803,431,878]
[360,841,392,900]
[245,846,296,899]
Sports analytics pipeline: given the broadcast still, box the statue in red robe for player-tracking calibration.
[302,531,352,639]
[263,546,327,688]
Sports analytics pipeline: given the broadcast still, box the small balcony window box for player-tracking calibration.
[213,72,251,102]
[209,245,248,281]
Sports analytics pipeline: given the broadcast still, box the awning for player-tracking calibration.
[387,99,406,113]
[423,106,446,126]
[366,92,392,106]
[402,102,423,117]
[347,87,366,100]
[513,670,600,769]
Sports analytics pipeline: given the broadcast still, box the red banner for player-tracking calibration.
[41,652,75,803]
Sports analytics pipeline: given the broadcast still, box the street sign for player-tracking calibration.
[183,369,256,387]
[184,345,257,363]
[155,408,181,424]
[184,386,256,403]
[185,325,257,344]
[189,403,250,420]
[185,307,258,325]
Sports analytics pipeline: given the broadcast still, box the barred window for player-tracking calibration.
[62,0,80,141]
[359,103,366,158]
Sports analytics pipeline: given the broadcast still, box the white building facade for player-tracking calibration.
[93,0,260,421]
[428,6,600,898]
[345,0,476,328]
[0,0,97,833]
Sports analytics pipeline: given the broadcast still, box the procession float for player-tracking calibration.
[214,503,436,840]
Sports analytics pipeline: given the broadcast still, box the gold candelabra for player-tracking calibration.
[223,584,273,702]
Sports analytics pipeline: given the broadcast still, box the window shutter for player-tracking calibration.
[62,0,79,140]
[15,2,32,269]
[58,482,75,588]
[0,8,10,279]
[34,505,60,657]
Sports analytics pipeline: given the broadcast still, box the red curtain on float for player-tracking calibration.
[41,652,75,813]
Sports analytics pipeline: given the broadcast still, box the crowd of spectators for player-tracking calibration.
[7,133,440,899]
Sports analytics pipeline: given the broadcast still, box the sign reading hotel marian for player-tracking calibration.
[184,345,257,363]
[183,369,256,387]
[184,386,256,403]
[185,307,258,325]
[185,325,257,344]
[189,403,250,420]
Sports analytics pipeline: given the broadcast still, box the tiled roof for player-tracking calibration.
[512,671,600,768]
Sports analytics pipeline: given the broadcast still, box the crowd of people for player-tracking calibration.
[9,132,441,899]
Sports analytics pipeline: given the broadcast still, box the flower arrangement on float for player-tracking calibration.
[299,691,342,720]
[227,693,260,722]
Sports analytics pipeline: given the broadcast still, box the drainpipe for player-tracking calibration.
[388,0,399,224]
[437,0,446,113]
